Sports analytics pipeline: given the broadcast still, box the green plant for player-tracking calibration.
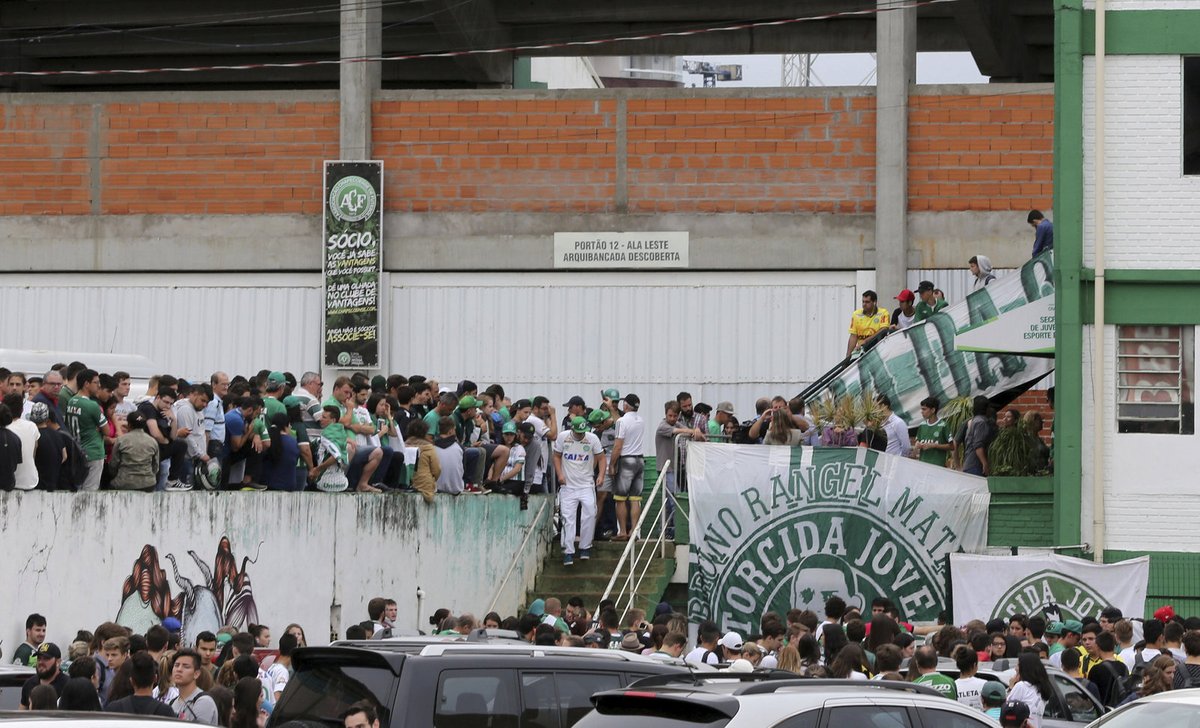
[987,420,1037,476]
[939,396,973,467]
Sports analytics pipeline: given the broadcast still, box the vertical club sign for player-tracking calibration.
[323,161,382,368]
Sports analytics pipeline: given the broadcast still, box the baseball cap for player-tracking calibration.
[281,395,303,410]
[36,642,61,660]
[694,402,713,415]
[895,289,915,302]
[513,398,533,411]
[623,393,640,408]
[162,617,182,632]
[1155,605,1177,622]
[501,421,517,435]
[1000,700,1030,726]
[719,632,743,651]
[716,401,735,415]
[725,658,753,673]
[981,681,1008,704]
[1063,620,1084,635]
[1044,621,1064,636]
[528,598,545,617]
[583,632,606,646]
[517,422,536,437]
[619,633,643,653]
[267,371,287,386]
[587,408,610,425]
[570,416,589,433]
[601,388,620,400]
[458,395,482,410]
[26,402,50,424]
[563,395,586,408]
[917,280,935,293]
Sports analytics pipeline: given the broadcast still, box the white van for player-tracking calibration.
[0,349,160,402]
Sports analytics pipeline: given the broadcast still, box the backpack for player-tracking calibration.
[62,435,90,490]
[1178,660,1195,689]
[1122,648,1167,696]
[1094,661,1129,707]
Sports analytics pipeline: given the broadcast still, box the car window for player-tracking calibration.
[271,663,396,726]
[825,706,912,728]
[1051,674,1101,723]
[917,707,992,728]
[435,670,520,728]
[521,672,559,728]
[771,709,819,728]
[556,672,622,727]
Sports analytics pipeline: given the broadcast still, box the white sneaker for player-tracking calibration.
[165,479,193,492]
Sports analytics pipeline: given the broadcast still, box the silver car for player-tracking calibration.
[1085,688,1200,726]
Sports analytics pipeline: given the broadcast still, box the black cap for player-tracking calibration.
[516,422,536,437]
[917,280,935,293]
[623,393,640,408]
[999,701,1030,726]
[582,633,606,645]
[36,642,62,660]
[563,395,586,408]
[513,398,533,411]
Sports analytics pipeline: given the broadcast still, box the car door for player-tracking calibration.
[819,703,916,728]
[433,669,521,728]
[519,670,625,728]
[1043,673,1103,726]
[916,706,998,728]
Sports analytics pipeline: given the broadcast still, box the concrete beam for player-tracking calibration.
[873,0,915,304]
[0,211,1034,274]
[340,0,380,160]
[953,0,1041,82]
[428,0,513,86]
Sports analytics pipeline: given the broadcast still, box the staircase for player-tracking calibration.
[525,539,675,617]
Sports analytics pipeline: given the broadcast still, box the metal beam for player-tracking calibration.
[952,0,1040,81]
[428,0,512,85]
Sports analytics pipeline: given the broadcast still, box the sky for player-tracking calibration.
[681,52,987,87]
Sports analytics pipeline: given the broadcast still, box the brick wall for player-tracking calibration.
[1003,388,1055,445]
[0,89,1052,217]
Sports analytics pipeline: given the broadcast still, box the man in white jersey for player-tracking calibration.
[553,416,606,567]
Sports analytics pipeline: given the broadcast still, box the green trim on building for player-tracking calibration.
[1081,9,1200,55]
[1080,279,1200,324]
[1053,0,1085,547]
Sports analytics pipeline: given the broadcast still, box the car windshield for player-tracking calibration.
[1098,702,1200,728]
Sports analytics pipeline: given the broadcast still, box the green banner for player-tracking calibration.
[687,443,990,631]
[323,161,383,368]
[813,251,1055,424]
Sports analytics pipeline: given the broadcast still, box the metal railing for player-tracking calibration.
[486,496,553,614]
[673,432,729,493]
[600,459,674,617]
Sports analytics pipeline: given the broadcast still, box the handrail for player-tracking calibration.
[487,496,552,613]
[600,459,670,607]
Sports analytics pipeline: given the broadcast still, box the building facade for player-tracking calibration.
[1056,0,1200,614]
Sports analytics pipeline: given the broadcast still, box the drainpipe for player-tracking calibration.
[1092,0,1107,563]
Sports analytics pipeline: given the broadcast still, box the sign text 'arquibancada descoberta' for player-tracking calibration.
[324,161,383,368]
[687,443,990,633]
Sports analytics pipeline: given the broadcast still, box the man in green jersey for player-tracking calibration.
[912,396,953,467]
[64,368,108,491]
[911,645,957,699]
[913,280,949,322]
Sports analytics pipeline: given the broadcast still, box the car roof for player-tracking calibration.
[296,643,688,671]
[0,712,179,724]
[595,678,992,724]
[1123,687,1200,706]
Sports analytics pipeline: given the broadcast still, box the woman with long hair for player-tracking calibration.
[230,677,264,728]
[828,643,869,680]
[284,623,307,648]
[763,408,804,446]
[1008,652,1054,727]
[775,644,802,674]
[866,615,900,655]
[796,634,822,673]
[821,622,848,666]
[207,685,234,728]
[59,677,103,711]
[111,411,161,491]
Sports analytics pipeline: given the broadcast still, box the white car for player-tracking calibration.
[1085,687,1200,726]
[0,713,179,728]
[577,675,1001,728]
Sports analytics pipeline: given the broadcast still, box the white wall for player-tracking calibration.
[0,271,856,417]
[1,492,550,652]
[1082,55,1200,268]
[1080,324,1200,551]
[389,271,856,417]
[1084,1,1200,9]
[530,58,602,89]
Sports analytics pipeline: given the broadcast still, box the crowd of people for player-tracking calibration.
[11,590,1195,728]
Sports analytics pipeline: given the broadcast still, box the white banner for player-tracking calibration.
[950,553,1150,625]
[687,443,990,633]
[553,231,688,268]
[956,294,1055,355]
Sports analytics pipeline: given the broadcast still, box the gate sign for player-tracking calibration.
[950,553,1150,625]
[323,161,383,368]
[687,443,989,633]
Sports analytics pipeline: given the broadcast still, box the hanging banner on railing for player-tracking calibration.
[806,251,1056,424]
[323,161,383,368]
[950,553,1150,625]
[687,443,990,633]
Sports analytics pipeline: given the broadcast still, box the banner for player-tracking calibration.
[950,553,1150,625]
[809,251,1056,425]
[687,443,990,633]
[323,161,383,368]
[956,292,1054,354]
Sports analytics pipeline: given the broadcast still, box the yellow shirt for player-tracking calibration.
[849,307,890,343]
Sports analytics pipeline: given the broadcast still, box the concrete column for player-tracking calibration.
[873,0,916,302]
[340,0,381,159]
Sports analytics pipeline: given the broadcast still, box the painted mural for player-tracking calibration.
[115,537,261,645]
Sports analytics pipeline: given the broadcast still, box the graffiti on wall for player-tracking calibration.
[115,537,261,645]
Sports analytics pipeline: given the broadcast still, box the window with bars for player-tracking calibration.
[1116,325,1195,434]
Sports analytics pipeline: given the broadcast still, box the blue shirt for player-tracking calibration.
[225,409,245,458]
[1032,218,1053,256]
[203,395,226,442]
